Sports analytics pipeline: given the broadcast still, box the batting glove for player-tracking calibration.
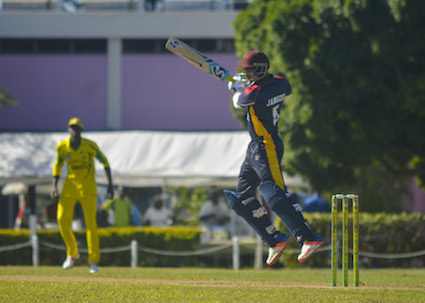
[228,74,247,92]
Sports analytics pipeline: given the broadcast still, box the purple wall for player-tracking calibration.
[0,53,243,131]
[0,55,108,131]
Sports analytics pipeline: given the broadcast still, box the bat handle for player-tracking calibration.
[226,75,235,83]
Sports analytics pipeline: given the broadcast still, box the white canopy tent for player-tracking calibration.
[0,130,310,237]
[0,130,308,189]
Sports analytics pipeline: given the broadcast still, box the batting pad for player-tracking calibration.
[223,190,277,247]
[259,181,315,246]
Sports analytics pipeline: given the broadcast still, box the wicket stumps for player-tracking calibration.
[331,194,359,287]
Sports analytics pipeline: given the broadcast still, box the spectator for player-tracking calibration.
[102,186,133,227]
[144,0,164,11]
[199,188,230,233]
[199,188,231,242]
[61,0,84,12]
[303,193,330,213]
[144,197,173,226]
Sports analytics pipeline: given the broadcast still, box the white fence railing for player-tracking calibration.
[0,235,256,270]
[1,236,425,270]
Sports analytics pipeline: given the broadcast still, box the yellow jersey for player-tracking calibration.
[53,137,109,181]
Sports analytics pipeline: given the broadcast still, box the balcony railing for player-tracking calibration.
[0,0,251,12]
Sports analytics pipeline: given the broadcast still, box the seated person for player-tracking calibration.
[144,197,173,227]
[199,188,231,240]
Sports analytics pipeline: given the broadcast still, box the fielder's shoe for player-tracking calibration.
[62,253,80,270]
[266,232,290,266]
[89,263,99,274]
[297,235,325,263]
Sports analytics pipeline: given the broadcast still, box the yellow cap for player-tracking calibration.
[68,117,84,129]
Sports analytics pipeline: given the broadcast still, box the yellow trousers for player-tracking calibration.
[57,178,100,263]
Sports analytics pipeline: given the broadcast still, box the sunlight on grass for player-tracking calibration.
[0,267,424,302]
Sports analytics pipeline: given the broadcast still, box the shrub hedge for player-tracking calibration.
[0,227,201,267]
[1,213,424,268]
[276,212,425,268]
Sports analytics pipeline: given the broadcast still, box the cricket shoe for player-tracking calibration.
[62,253,80,269]
[89,263,99,274]
[297,235,325,263]
[266,232,290,266]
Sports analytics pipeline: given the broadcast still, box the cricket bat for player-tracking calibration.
[165,37,235,83]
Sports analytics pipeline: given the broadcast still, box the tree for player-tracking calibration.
[233,0,425,210]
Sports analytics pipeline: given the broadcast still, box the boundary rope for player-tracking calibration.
[39,241,132,254]
[139,243,232,256]
[355,249,425,259]
[0,240,32,252]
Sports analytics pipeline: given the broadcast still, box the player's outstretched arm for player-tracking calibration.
[104,167,114,199]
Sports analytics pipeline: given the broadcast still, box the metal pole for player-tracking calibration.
[232,236,240,271]
[28,185,37,238]
[32,234,39,267]
[131,240,138,268]
[254,234,263,269]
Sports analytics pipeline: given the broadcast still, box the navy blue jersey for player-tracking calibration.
[237,74,292,146]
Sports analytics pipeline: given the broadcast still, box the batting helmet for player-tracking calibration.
[237,50,269,82]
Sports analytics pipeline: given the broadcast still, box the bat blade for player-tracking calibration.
[165,37,234,82]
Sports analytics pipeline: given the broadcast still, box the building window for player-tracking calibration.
[0,38,233,54]
[123,39,163,53]
[74,39,107,53]
[37,39,70,53]
[0,39,35,53]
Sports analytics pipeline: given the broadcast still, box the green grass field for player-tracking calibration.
[0,266,424,302]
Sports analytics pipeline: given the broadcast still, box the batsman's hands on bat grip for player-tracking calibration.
[228,80,245,92]
[228,74,247,93]
[228,80,246,93]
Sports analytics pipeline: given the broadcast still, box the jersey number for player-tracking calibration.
[272,105,280,126]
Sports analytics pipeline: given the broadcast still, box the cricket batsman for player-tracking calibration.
[225,50,324,266]
[51,117,114,273]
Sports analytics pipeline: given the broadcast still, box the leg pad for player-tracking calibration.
[223,190,277,247]
[259,181,315,246]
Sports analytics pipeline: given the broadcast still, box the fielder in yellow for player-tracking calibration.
[51,117,114,274]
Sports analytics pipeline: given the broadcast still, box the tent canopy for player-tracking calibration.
[0,130,308,189]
